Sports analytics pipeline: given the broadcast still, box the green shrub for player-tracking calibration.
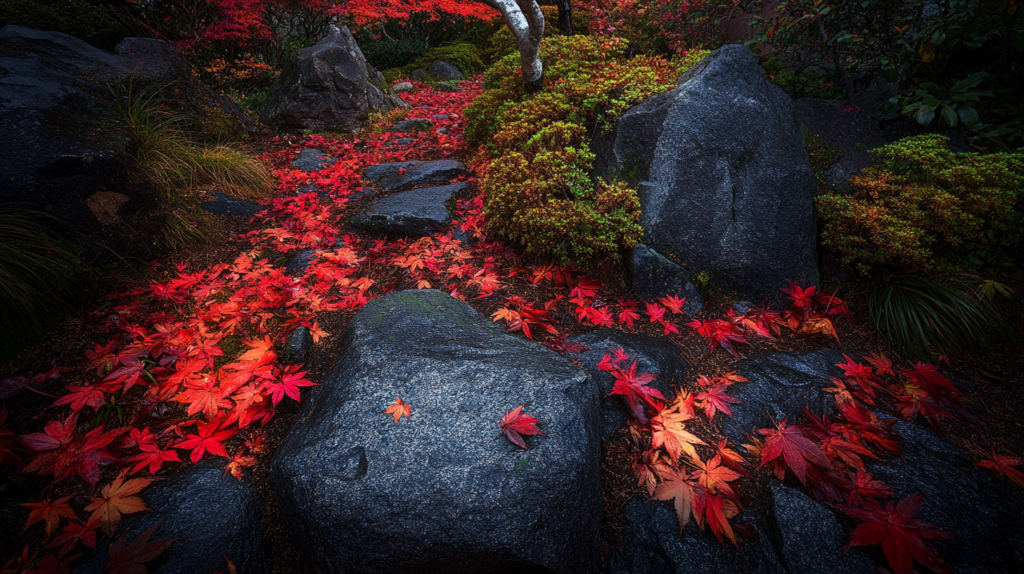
[360,36,428,70]
[760,55,844,100]
[466,35,707,265]
[868,275,1014,361]
[817,135,1023,274]
[406,42,486,76]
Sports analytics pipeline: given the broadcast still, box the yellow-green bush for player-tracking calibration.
[817,135,1023,274]
[466,34,706,265]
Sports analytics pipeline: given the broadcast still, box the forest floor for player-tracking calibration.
[2,80,1023,573]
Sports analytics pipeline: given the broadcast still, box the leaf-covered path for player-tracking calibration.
[2,79,1023,574]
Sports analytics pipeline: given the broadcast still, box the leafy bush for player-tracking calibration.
[406,42,486,75]
[361,36,429,70]
[760,54,844,100]
[868,275,1013,361]
[466,34,706,265]
[817,135,1023,274]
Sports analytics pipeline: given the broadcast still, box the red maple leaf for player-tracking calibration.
[383,397,411,424]
[657,295,687,314]
[106,523,176,574]
[21,414,123,484]
[608,360,665,423]
[496,405,546,449]
[975,450,1024,488]
[842,494,954,574]
[695,384,740,419]
[266,367,317,405]
[175,415,237,463]
[758,418,832,484]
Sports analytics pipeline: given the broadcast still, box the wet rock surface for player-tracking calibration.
[769,482,874,574]
[284,326,313,365]
[351,183,468,237]
[600,45,819,300]
[362,159,467,192]
[270,289,603,573]
[199,191,262,218]
[261,25,399,132]
[74,459,271,574]
[867,420,1024,574]
[290,148,338,172]
[631,244,703,314]
[723,349,845,444]
[564,330,688,438]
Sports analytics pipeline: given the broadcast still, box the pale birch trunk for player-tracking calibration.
[478,0,546,91]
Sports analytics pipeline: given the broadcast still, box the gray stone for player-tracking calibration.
[432,114,451,121]
[389,117,433,132]
[262,25,400,132]
[732,300,755,315]
[867,420,1024,574]
[74,459,271,574]
[114,37,192,84]
[348,187,377,200]
[393,81,414,93]
[794,98,887,191]
[769,482,874,574]
[284,326,314,365]
[428,60,465,81]
[611,499,785,574]
[362,159,467,192]
[285,249,317,275]
[351,183,468,237]
[599,45,819,301]
[291,148,338,172]
[631,244,703,314]
[723,349,844,444]
[0,25,125,81]
[296,183,320,195]
[199,191,262,218]
[270,289,603,573]
[433,81,462,93]
[410,68,427,82]
[564,330,688,438]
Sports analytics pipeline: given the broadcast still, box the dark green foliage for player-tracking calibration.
[803,134,843,188]
[760,55,844,100]
[0,207,86,360]
[406,42,485,75]
[360,36,429,71]
[868,275,1015,361]
[0,0,136,51]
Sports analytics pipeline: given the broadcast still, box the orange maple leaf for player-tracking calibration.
[21,497,77,535]
[383,398,411,424]
[84,474,153,537]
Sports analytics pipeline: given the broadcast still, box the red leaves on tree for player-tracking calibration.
[497,405,546,449]
[842,494,954,574]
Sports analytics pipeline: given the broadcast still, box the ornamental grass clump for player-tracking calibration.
[466,34,706,265]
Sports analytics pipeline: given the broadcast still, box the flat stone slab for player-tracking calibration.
[362,159,467,192]
[351,182,468,236]
[270,289,603,573]
[291,148,338,172]
[199,190,262,217]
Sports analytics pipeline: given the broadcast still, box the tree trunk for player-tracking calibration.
[556,0,573,36]
[817,17,856,102]
[479,0,546,90]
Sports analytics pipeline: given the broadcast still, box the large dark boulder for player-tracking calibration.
[768,482,874,574]
[351,183,468,237]
[74,459,272,574]
[867,420,1024,574]
[723,350,844,444]
[794,98,887,192]
[631,244,703,314]
[564,330,688,439]
[262,25,403,132]
[362,159,468,192]
[428,60,465,81]
[270,289,603,574]
[610,499,785,574]
[599,45,819,300]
